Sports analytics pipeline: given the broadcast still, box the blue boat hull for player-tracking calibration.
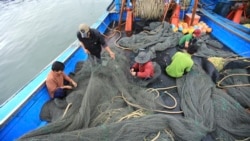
[1,2,250,140]
[198,2,250,57]
[0,9,129,140]
[0,45,87,141]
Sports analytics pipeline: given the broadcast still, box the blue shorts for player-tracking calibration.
[54,88,66,99]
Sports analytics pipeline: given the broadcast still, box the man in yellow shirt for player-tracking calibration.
[165,44,199,78]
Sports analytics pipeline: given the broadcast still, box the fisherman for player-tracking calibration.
[165,44,199,78]
[178,29,201,50]
[77,23,115,61]
[130,51,155,79]
[46,61,77,99]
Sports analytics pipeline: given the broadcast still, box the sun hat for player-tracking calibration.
[135,52,151,64]
[193,29,201,37]
[79,23,90,38]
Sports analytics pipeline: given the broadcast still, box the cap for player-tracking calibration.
[79,23,90,38]
[193,29,201,37]
[79,23,90,33]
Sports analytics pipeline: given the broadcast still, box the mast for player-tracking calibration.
[190,0,198,26]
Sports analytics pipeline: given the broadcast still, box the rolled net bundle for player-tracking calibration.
[20,114,210,141]
[176,64,216,132]
[195,40,236,58]
[212,90,250,141]
[217,64,250,108]
[176,64,250,141]
[117,21,182,52]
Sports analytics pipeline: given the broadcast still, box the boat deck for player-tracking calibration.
[17,16,250,141]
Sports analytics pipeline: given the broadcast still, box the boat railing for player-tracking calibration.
[0,9,115,127]
[0,40,80,126]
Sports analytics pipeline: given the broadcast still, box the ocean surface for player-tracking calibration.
[0,0,111,105]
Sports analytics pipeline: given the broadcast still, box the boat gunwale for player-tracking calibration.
[199,9,250,42]
[0,41,80,126]
[0,11,112,129]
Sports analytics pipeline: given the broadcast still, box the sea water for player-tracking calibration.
[0,0,111,104]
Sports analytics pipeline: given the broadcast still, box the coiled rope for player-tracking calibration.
[121,91,183,114]
[217,73,250,88]
[134,0,165,20]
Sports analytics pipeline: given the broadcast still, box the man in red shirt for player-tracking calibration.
[46,61,77,99]
[130,52,155,79]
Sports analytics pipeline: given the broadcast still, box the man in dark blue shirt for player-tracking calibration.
[77,23,115,60]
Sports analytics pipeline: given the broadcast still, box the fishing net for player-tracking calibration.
[118,21,182,53]
[19,21,250,141]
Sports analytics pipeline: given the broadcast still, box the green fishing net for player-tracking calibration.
[19,21,250,141]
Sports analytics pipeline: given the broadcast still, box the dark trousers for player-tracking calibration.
[54,80,70,99]
[54,88,66,99]
[177,44,184,51]
[91,52,101,59]
[90,52,102,64]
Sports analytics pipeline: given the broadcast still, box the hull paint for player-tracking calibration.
[0,42,87,141]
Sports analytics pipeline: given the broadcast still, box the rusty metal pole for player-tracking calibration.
[132,0,136,12]
[190,0,198,26]
[132,0,136,22]
[118,0,126,30]
[162,0,171,23]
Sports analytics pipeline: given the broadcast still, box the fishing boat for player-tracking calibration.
[198,0,250,57]
[1,0,250,141]
[0,3,118,141]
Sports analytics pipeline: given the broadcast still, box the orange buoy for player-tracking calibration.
[206,27,212,33]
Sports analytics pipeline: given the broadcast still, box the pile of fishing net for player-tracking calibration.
[19,21,250,141]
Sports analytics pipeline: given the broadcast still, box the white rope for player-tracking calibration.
[62,103,72,118]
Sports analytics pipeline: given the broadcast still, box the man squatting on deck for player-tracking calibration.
[178,29,201,50]
[130,52,155,79]
[165,44,199,78]
[46,61,77,99]
[77,23,115,60]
